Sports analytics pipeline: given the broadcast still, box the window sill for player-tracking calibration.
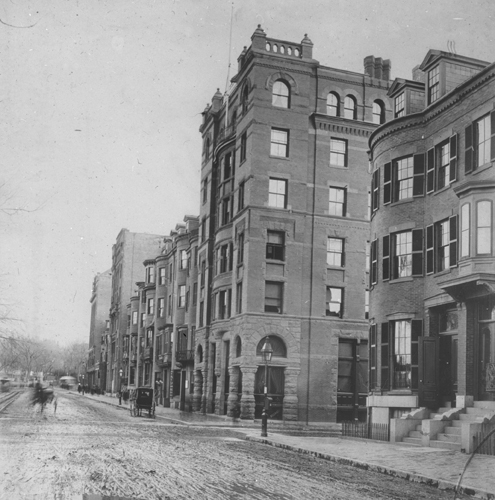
[388,390,413,395]
[434,269,451,277]
[433,184,450,196]
[328,164,347,169]
[240,158,247,167]
[472,162,493,175]
[326,265,345,270]
[269,155,290,160]
[389,277,414,284]
[390,198,414,207]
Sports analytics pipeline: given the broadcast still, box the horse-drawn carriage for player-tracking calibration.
[130,387,155,418]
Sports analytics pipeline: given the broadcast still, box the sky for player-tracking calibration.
[1,0,493,346]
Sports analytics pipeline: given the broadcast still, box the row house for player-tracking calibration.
[195,26,392,422]
[122,217,199,411]
[368,49,495,451]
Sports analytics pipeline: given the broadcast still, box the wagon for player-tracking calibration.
[130,387,155,418]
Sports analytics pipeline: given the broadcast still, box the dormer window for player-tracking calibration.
[428,65,440,104]
[395,92,405,118]
[272,80,290,108]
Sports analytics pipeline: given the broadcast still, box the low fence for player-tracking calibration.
[473,423,495,456]
[341,421,389,442]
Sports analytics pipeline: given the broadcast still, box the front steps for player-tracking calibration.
[400,401,495,451]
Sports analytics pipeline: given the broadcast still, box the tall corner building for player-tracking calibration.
[196,26,392,422]
[368,49,495,450]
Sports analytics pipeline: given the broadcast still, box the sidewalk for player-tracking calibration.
[73,390,495,499]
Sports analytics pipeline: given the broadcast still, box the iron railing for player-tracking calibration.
[342,421,389,442]
[473,423,495,456]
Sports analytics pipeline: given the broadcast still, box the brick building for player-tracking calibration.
[87,269,111,391]
[106,229,163,393]
[196,26,392,422]
[122,216,199,411]
[368,50,495,451]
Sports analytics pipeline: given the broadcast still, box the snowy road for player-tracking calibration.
[0,390,469,499]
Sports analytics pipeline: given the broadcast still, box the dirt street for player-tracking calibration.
[0,391,469,499]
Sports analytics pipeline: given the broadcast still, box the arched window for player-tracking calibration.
[272,80,290,108]
[235,337,242,357]
[256,335,287,358]
[372,100,385,124]
[197,344,203,363]
[242,85,249,114]
[344,95,357,120]
[327,92,340,117]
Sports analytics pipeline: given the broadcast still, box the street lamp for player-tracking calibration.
[260,337,273,437]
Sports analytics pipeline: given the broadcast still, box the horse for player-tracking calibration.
[31,383,57,414]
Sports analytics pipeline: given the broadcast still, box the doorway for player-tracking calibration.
[254,366,284,419]
[479,324,495,401]
[439,334,458,407]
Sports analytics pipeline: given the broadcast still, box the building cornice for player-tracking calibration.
[313,112,376,137]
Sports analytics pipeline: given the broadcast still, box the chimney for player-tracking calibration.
[364,56,375,77]
[382,59,391,81]
[412,65,425,83]
[301,34,313,59]
[374,57,383,80]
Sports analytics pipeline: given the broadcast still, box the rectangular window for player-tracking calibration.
[200,260,206,288]
[365,290,369,319]
[240,132,247,162]
[132,311,138,325]
[201,217,207,243]
[167,295,172,317]
[178,285,186,308]
[326,286,343,317]
[238,181,245,212]
[224,153,232,180]
[268,178,287,208]
[193,282,198,305]
[219,244,229,273]
[179,250,188,270]
[395,92,405,118]
[436,141,450,189]
[147,298,154,315]
[327,237,344,267]
[370,324,377,390]
[266,231,285,261]
[436,219,450,271]
[328,187,346,216]
[265,281,283,314]
[158,298,165,318]
[236,282,243,314]
[476,115,491,168]
[141,312,145,327]
[394,156,414,201]
[392,320,411,389]
[218,289,231,319]
[202,177,208,204]
[159,267,166,285]
[238,233,244,264]
[393,231,412,278]
[461,203,470,258]
[270,128,289,157]
[330,138,347,167]
[477,201,492,255]
[221,196,233,225]
[428,65,440,104]
[199,301,204,327]
[146,266,155,284]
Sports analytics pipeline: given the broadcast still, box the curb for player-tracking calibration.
[245,436,494,500]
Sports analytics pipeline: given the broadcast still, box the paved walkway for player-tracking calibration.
[70,390,495,499]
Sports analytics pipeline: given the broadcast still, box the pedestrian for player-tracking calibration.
[118,389,122,405]
[123,387,129,405]
[77,383,82,394]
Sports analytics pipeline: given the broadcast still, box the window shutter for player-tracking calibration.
[411,320,422,390]
[449,215,458,268]
[370,324,377,390]
[426,148,435,193]
[412,228,424,276]
[449,133,458,183]
[381,323,389,391]
[491,111,495,161]
[383,162,392,205]
[382,235,390,281]
[373,169,380,212]
[371,239,378,286]
[413,153,425,197]
[341,240,346,267]
[465,124,473,174]
[426,224,434,274]
[370,174,375,213]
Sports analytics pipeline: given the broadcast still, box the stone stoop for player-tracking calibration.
[400,403,495,451]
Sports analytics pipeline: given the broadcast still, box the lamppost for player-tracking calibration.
[260,337,273,437]
[119,369,123,405]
